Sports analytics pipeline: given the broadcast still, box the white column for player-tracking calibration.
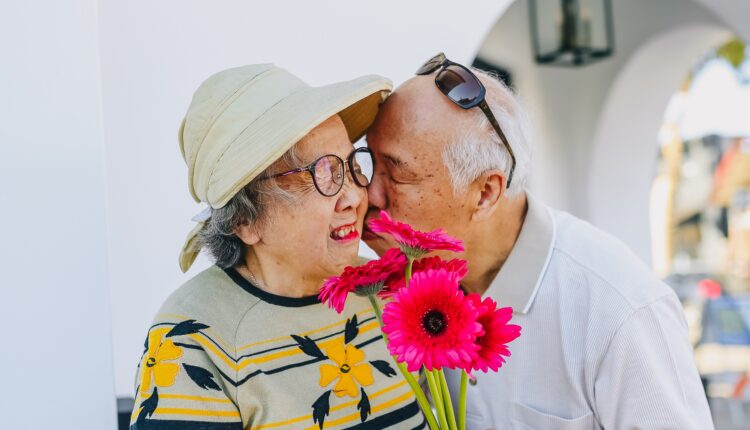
[0,1,117,429]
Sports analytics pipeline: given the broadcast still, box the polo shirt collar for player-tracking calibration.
[484,192,556,314]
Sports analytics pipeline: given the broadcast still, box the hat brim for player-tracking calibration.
[207,75,392,208]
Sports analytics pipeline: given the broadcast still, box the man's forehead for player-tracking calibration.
[366,135,414,165]
[381,77,468,134]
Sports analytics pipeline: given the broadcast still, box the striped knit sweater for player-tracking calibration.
[130,265,425,430]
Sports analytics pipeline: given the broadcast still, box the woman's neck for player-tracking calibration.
[237,253,324,298]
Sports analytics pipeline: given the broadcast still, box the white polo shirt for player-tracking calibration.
[446,193,713,430]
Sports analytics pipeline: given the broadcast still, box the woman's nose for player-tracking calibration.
[336,177,365,212]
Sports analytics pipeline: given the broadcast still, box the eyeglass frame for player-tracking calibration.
[262,146,373,197]
[416,52,516,188]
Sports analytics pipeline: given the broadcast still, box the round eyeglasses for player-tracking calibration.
[263,147,374,197]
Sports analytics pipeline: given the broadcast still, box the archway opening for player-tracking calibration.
[650,38,750,422]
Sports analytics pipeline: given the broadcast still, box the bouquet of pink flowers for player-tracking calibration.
[320,211,522,430]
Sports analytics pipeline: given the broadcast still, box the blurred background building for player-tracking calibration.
[2,0,749,428]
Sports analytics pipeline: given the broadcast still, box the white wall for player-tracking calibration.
[475,0,740,261]
[98,0,516,398]
[693,0,750,42]
[0,1,117,429]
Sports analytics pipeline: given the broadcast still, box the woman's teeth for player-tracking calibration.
[331,225,356,239]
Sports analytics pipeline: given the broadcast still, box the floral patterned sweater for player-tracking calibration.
[130,265,425,430]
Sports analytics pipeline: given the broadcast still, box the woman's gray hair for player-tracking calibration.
[442,69,532,199]
[198,147,302,268]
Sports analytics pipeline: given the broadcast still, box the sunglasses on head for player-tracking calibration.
[263,147,374,197]
[416,52,516,188]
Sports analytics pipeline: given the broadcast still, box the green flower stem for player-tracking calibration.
[458,371,468,430]
[437,370,457,430]
[405,257,414,288]
[397,362,440,430]
[367,294,440,430]
[368,294,383,322]
[426,369,449,430]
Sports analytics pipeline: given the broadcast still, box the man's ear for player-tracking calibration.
[234,219,261,246]
[471,169,506,221]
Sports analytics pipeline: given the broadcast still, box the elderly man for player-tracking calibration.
[362,53,714,429]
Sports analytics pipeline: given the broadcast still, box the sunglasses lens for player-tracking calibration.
[416,53,446,75]
[351,148,374,187]
[313,155,344,196]
[436,65,483,108]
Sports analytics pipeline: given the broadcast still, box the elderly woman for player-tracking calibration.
[130,65,425,430]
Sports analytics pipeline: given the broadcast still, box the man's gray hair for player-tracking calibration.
[198,147,301,268]
[442,69,532,199]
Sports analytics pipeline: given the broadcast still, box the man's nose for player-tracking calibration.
[366,174,386,209]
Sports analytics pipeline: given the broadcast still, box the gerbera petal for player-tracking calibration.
[333,374,358,398]
[382,268,487,372]
[153,362,180,388]
[319,364,340,387]
[320,248,407,312]
[467,295,522,373]
[367,211,464,254]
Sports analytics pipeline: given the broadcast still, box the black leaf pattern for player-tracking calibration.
[166,319,209,338]
[136,387,159,422]
[312,390,331,429]
[369,360,397,377]
[291,335,326,359]
[357,388,371,422]
[344,315,359,344]
[183,363,221,390]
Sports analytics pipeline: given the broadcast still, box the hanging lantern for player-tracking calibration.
[529,0,615,66]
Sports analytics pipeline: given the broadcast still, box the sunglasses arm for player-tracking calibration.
[479,101,516,189]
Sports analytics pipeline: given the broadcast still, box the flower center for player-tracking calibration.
[422,309,447,336]
[340,364,351,373]
[146,357,157,368]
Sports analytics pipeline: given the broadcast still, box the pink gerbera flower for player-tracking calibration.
[380,256,468,299]
[320,248,407,313]
[466,295,521,373]
[381,268,482,372]
[367,211,464,259]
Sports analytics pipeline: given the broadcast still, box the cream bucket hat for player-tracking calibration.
[178,64,392,272]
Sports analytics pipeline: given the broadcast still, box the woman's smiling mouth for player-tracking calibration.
[330,222,359,241]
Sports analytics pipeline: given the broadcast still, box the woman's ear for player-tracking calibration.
[471,169,506,221]
[234,219,261,246]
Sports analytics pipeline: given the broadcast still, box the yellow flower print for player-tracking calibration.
[319,338,374,398]
[139,327,183,396]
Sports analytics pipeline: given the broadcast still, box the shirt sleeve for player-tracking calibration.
[129,322,243,430]
[594,294,714,430]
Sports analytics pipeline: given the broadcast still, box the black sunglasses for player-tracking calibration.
[263,147,374,197]
[416,52,516,188]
